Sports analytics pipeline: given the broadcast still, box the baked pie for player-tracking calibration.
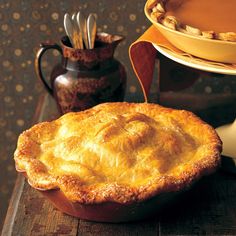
[14,102,222,221]
[147,0,236,42]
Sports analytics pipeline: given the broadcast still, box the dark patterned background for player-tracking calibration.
[1,0,236,231]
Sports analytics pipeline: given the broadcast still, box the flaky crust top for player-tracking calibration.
[14,102,222,204]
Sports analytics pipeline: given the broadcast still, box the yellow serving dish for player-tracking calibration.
[144,0,236,64]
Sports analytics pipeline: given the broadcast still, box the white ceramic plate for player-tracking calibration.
[153,43,236,75]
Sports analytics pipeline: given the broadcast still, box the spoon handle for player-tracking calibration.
[87,14,97,49]
[77,12,89,49]
[71,13,83,49]
[63,13,74,48]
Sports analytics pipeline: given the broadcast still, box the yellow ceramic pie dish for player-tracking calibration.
[145,0,236,63]
[14,102,222,222]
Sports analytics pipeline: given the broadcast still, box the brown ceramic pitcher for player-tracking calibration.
[35,33,127,114]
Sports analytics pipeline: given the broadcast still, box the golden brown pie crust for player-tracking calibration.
[14,102,222,204]
[147,0,236,42]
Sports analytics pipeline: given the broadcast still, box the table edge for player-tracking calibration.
[1,175,25,236]
[1,94,47,236]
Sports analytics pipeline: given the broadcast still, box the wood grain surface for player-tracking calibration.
[2,170,236,236]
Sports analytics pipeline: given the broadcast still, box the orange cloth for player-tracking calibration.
[129,25,183,102]
[129,25,236,102]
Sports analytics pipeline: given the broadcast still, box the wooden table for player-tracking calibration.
[2,95,236,236]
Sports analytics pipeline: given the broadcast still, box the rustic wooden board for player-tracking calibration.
[2,171,236,236]
[12,179,78,236]
[160,172,236,235]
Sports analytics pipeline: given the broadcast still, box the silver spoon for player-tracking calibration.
[77,11,89,49]
[71,13,83,49]
[87,14,97,49]
[64,13,74,48]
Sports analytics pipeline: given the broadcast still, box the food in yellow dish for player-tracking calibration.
[147,0,236,41]
[14,102,222,204]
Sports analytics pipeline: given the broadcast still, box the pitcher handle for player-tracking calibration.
[35,43,63,95]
